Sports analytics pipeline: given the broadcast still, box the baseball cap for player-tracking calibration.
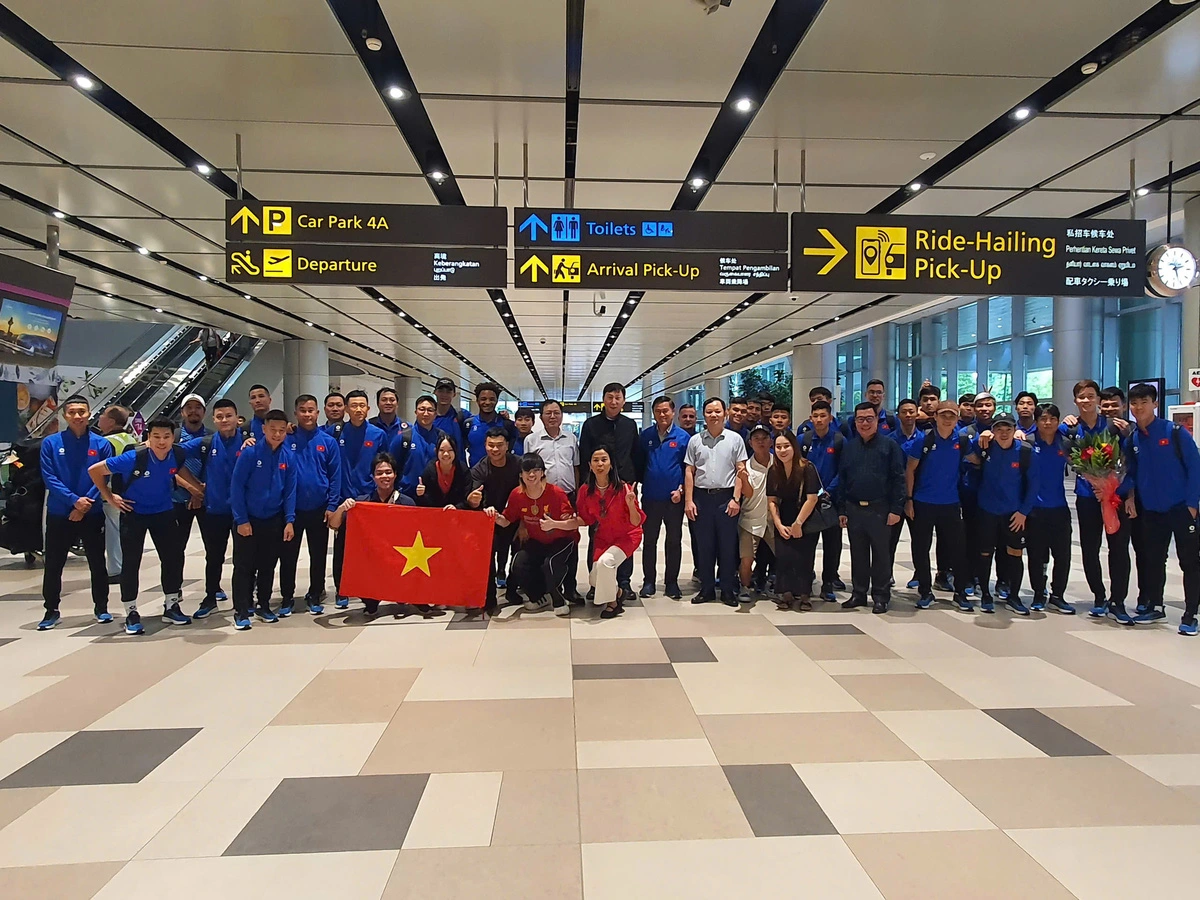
[935,401,959,415]
[434,377,455,390]
[749,424,771,437]
[974,391,995,403]
[992,413,1016,427]
[181,393,207,409]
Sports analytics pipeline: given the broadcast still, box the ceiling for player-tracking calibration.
[0,0,1197,401]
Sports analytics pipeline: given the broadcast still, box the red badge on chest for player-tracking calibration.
[279,462,287,470]
[1010,461,1021,468]
[364,441,374,448]
[87,449,97,457]
[826,446,836,454]
[669,441,677,448]
[317,445,325,452]
[1160,438,1171,446]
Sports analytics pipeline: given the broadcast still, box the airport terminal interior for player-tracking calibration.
[2,1,1200,898]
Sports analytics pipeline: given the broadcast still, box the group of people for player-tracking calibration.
[33,371,1200,638]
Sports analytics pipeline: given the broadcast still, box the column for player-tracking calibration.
[1182,195,1200,398]
[703,378,723,405]
[282,339,328,413]
[639,380,654,428]
[1052,296,1101,409]
[868,324,891,384]
[790,344,823,419]
[395,375,421,418]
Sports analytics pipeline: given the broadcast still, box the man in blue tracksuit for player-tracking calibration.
[965,413,1039,616]
[91,417,204,634]
[638,396,691,600]
[397,395,438,498]
[322,392,347,439]
[1121,382,1200,634]
[188,398,244,619]
[799,401,845,599]
[247,384,272,439]
[230,409,296,629]
[173,393,210,554]
[38,394,112,629]
[842,379,899,439]
[1026,403,1075,615]
[369,386,408,444]
[278,394,342,617]
[464,381,516,466]
[332,389,388,608]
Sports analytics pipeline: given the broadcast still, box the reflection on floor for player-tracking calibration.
[0,521,1198,900]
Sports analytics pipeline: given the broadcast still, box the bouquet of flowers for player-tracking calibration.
[1069,432,1125,534]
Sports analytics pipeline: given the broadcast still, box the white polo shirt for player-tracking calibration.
[532,428,580,493]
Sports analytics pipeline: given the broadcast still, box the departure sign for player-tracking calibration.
[226,200,505,246]
[791,213,1146,296]
[513,249,787,291]
[226,244,506,288]
[514,208,787,251]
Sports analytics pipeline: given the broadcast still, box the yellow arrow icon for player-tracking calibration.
[230,206,260,235]
[803,228,848,275]
[520,254,549,283]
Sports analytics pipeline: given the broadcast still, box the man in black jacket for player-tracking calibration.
[466,427,521,613]
[578,383,644,600]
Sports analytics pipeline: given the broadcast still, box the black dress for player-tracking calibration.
[418,460,470,508]
[767,463,821,596]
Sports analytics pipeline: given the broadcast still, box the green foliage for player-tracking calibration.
[733,369,792,409]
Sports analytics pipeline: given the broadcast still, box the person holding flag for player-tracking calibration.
[416,434,470,509]
[332,390,388,609]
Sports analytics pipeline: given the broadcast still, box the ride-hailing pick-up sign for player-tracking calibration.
[225,200,506,288]
[791,212,1146,296]
[513,207,789,291]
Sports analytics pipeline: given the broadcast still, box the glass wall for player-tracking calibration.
[1108,297,1182,408]
[836,336,868,408]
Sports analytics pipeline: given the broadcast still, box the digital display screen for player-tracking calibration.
[0,296,64,362]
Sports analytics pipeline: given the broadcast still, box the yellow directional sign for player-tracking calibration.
[551,254,581,284]
[802,228,848,275]
[262,205,292,236]
[230,206,260,235]
[855,226,908,280]
[519,254,549,283]
[263,249,293,279]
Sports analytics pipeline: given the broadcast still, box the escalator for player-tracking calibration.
[101,326,203,417]
[153,334,264,419]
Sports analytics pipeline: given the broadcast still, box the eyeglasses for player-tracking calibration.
[854,416,875,423]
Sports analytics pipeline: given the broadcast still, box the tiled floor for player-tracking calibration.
[0,521,1199,898]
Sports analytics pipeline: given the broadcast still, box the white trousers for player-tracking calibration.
[589,546,628,607]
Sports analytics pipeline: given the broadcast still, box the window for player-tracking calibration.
[988,296,1012,340]
[1024,332,1053,403]
[957,302,978,347]
[956,347,977,398]
[1024,297,1053,333]
[986,339,1014,407]
[837,337,868,411]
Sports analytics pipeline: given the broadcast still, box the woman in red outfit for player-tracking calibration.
[544,445,643,619]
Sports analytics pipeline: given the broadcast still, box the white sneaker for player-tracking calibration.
[521,596,541,611]
[524,595,551,612]
[554,603,570,617]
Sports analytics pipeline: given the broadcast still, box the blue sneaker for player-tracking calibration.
[916,592,934,609]
[1180,620,1198,636]
[95,611,113,624]
[335,596,349,610]
[964,583,975,598]
[278,601,294,618]
[954,596,975,612]
[215,590,228,603]
[254,606,279,624]
[1048,596,1076,615]
[997,582,1010,601]
[37,610,61,630]
[307,599,325,615]
[124,610,144,635]
[1135,604,1150,616]
[1134,608,1166,623]
[820,587,837,602]
[1106,605,1135,626]
[1088,603,1107,618]
[234,616,252,631]
[161,604,192,626]
[1030,594,1046,612]
[192,600,218,619]
[981,597,995,614]
[1007,597,1030,617]
[496,577,507,589]
[906,578,921,590]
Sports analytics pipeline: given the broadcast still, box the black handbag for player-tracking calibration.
[801,465,840,536]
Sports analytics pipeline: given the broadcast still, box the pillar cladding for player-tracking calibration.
[395,375,421,418]
[1182,195,1200,398]
[1052,296,1101,410]
[703,378,723,411]
[791,344,823,421]
[282,339,329,414]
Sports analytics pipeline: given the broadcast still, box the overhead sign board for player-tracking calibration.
[513,249,787,291]
[226,243,506,288]
[226,200,505,246]
[791,213,1146,296]
[514,207,787,251]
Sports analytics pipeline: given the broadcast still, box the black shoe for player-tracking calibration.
[107,573,122,585]
[721,593,739,607]
[933,573,953,593]
[639,584,656,598]
[600,601,624,620]
[872,600,889,614]
[586,588,596,603]
[691,593,715,605]
[363,599,381,617]
[832,578,847,591]
[665,585,683,600]
[841,596,868,609]
[567,591,586,606]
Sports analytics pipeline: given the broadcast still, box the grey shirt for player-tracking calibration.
[533,429,580,493]
[685,428,748,489]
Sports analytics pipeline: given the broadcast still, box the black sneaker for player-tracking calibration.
[872,600,889,614]
[721,592,739,607]
[665,585,683,600]
[832,578,847,591]
[586,588,596,603]
[639,584,656,598]
[691,593,715,605]
[1048,595,1076,615]
[841,596,868,610]
[933,573,954,593]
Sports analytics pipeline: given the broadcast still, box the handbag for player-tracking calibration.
[801,464,840,536]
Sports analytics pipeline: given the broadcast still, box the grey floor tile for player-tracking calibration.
[776,623,864,636]
[0,728,200,788]
[0,637,16,649]
[660,637,718,663]
[572,663,678,680]
[983,708,1109,757]
[225,774,430,856]
[446,612,491,630]
[723,764,838,837]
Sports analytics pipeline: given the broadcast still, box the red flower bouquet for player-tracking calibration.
[1069,433,1124,534]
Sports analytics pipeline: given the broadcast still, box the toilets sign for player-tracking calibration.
[514,208,787,252]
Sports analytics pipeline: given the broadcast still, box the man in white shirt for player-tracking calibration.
[532,399,583,602]
[685,398,748,606]
[737,425,774,601]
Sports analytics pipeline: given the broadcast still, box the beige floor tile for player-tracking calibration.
[817,658,922,676]
[875,710,1047,760]
[851,621,988,659]
[1041,646,1200,707]
[92,851,400,900]
[1045,705,1200,755]
[570,638,669,665]
[933,756,1200,828]
[402,771,502,849]
[701,713,918,765]
[135,778,281,859]
[0,730,73,779]
[1120,754,1200,786]
[362,699,576,774]
[218,723,386,779]
[650,614,781,637]
[832,674,975,711]
[270,669,419,725]
[1070,629,1200,689]
[794,761,995,834]
[570,607,660,640]
[155,643,344,680]
[578,765,751,843]
[0,675,67,712]
[845,830,1076,900]
[0,862,123,900]
[473,630,572,667]
[574,678,704,741]
[405,664,573,701]
[576,738,718,769]
[0,781,203,866]
[674,660,863,715]
[491,769,579,846]
[327,628,484,669]
[0,673,179,742]
[916,656,1132,709]
[0,634,94,678]
[789,634,899,660]
[383,845,581,899]
[140,724,263,783]
[0,785,56,830]
[582,835,884,900]
[1008,825,1200,900]
[701,634,814,664]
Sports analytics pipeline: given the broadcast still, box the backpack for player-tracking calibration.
[196,433,216,482]
[800,429,844,459]
[111,445,186,494]
[1130,423,1186,466]
[913,429,970,491]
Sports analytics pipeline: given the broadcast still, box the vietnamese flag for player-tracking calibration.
[339,505,492,607]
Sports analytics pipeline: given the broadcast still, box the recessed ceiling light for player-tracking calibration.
[919,151,937,161]
[195,163,212,175]
[834,316,840,321]
[1012,107,1032,121]
[385,85,408,100]
[154,307,163,313]
[305,321,314,327]
[688,176,709,190]
[1136,187,1150,197]
[428,170,448,182]
[243,294,251,300]
[51,210,66,219]
[732,97,755,113]
[137,246,150,255]
[908,182,923,192]
[73,74,96,91]
[197,274,208,281]
[723,315,731,320]
[786,337,793,342]
[1080,61,1099,75]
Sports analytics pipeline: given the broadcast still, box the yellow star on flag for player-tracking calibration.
[393,531,442,576]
